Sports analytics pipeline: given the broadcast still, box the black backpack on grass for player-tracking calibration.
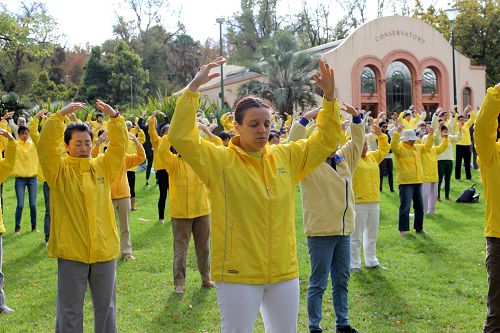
[456,184,480,203]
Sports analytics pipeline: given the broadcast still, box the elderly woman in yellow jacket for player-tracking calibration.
[0,129,16,314]
[169,57,340,333]
[351,124,390,272]
[148,111,170,224]
[391,125,434,237]
[13,124,39,233]
[159,132,218,294]
[38,100,127,333]
[420,132,449,214]
[92,131,146,261]
[288,103,363,333]
[474,83,500,332]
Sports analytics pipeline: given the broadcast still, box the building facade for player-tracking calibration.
[200,16,486,117]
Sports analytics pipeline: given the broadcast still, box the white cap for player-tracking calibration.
[400,129,418,142]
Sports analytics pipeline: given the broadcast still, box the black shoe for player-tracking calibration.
[310,330,323,333]
[14,225,20,234]
[336,325,361,333]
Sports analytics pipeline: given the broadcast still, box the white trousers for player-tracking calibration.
[422,182,438,214]
[351,202,380,269]
[215,278,299,333]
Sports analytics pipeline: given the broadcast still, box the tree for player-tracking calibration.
[414,0,499,87]
[226,0,280,64]
[0,2,59,94]
[106,41,149,107]
[78,46,111,102]
[238,31,318,116]
[166,34,202,89]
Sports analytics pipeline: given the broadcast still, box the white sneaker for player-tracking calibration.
[409,213,415,219]
[0,305,15,314]
[158,219,164,224]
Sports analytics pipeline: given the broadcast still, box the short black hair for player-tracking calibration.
[64,122,94,144]
[440,125,448,132]
[268,130,280,142]
[17,126,29,135]
[217,131,231,141]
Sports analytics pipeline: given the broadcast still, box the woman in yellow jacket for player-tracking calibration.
[148,111,170,224]
[92,131,145,261]
[0,129,17,314]
[474,83,500,331]
[391,124,434,237]
[125,120,145,211]
[37,100,127,333]
[455,105,476,180]
[351,124,390,271]
[13,124,39,233]
[158,131,217,294]
[420,132,449,214]
[168,57,339,332]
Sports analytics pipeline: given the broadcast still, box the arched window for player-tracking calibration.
[386,61,412,113]
[422,68,438,94]
[361,66,376,94]
[463,87,471,108]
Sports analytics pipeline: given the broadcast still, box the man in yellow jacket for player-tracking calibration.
[474,83,500,332]
[391,125,433,236]
[0,129,17,314]
[288,103,362,333]
[37,100,127,333]
[13,125,39,233]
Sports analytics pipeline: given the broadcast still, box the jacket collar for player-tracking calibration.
[228,135,271,158]
[65,154,91,173]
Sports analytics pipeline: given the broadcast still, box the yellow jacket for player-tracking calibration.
[420,136,449,183]
[398,111,426,130]
[0,141,17,233]
[159,138,211,219]
[13,138,38,178]
[391,132,433,185]
[220,113,235,133]
[126,128,145,172]
[456,111,476,146]
[353,134,390,203]
[474,86,500,238]
[168,89,340,284]
[86,113,108,130]
[148,117,170,171]
[289,120,362,236]
[38,113,128,264]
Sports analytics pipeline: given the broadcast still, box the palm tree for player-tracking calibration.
[237,31,318,117]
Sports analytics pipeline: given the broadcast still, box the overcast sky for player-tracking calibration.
[2,0,451,47]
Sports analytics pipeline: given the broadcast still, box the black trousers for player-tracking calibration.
[156,169,169,220]
[438,160,453,199]
[126,171,136,198]
[145,150,154,181]
[379,158,394,191]
[455,144,472,180]
[485,237,500,332]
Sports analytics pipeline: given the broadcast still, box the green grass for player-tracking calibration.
[0,168,487,332]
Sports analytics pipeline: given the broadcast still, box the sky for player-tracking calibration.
[2,0,452,47]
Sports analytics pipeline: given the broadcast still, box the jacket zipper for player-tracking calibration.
[342,177,348,236]
[222,171,228,281]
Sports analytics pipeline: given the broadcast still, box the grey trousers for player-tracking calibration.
[112,198,132,256]
[0,235,5,307]
[55,259,117,333]
[172,215,211,286]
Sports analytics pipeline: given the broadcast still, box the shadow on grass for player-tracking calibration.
[7,241,47,274]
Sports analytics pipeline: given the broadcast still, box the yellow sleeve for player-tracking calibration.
[125,142,146,169]
[90,144,101,158]
[94,116,128,183]
[207,134,223,146]
[422,134,434,152]
[28,117,40,145]
[475,86,500,166]
[86,112,93,123]
[391,132,401,156]
[157,136,177,173]
[148,117,160,149]
[38,113,66,187]
[286,97,340,181]
[371,133,390,164]
[168,90,228,186]
[137,129,146,144]
[0,140,17,183]
[465,109,476,129]
[434,137,449,155]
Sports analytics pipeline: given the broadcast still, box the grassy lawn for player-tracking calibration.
[0,167,487,332]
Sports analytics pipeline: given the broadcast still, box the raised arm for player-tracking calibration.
[168,57,228,186]
[0,129,17,183]
[125,133,146,169]
[390,123,404,155]
[370,125,390,164]
[474,85,500,166]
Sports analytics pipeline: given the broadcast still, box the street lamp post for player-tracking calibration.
[130,75,133,108]
[216,17,225,108]
[445,8,459,111]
